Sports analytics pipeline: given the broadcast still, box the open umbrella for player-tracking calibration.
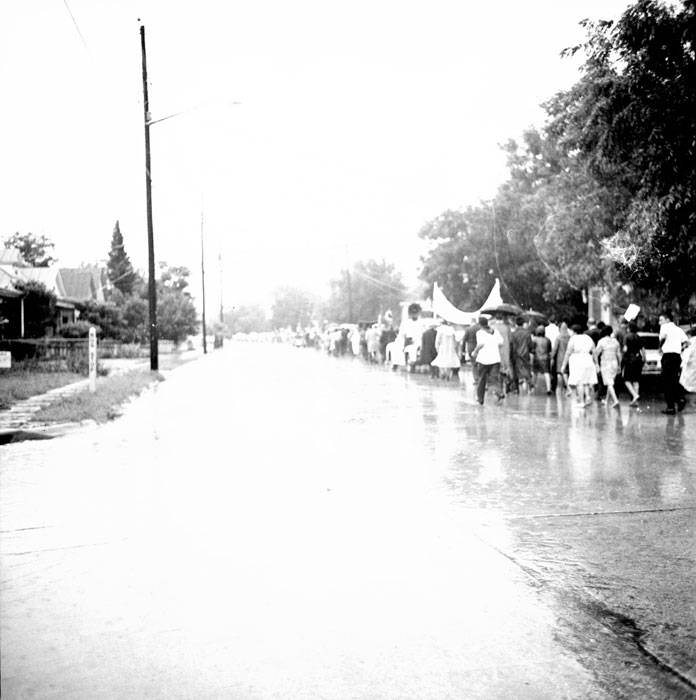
[479,302,523,316]
[523,309,548,324]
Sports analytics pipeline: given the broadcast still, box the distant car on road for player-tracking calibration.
[638,332,661,376]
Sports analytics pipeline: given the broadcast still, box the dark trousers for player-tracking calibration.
[661,353,685,409]
[476,362,500,404]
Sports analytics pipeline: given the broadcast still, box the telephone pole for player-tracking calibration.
[140,24,158,371]
[200,210,207,354]
[218,251,224,323]
[346,268,353,323]
[344,243,353,323]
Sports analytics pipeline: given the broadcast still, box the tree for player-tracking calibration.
[13,281,56,337]
[418,201,551,313]
[158,263,190,293]
[556,0,696,312]
[500,127,625,306]
[157,288,197,344]
[107,221,136,295]
[121,297,148,343]
[5,233,55,267]
[325,259,406,323]
[223,304,270,334]
[270,286,317,329]
[77,300,125,339]
[153,263,197,344]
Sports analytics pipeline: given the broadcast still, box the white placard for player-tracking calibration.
[0,351,11,369]
[88,327,97,393]
[624,304,640,322]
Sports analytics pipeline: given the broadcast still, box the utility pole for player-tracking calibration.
[218,251,224,323]
[140,24,158,371]
[344,243,353,323]
[200,210,207,354]
[346,268,353,323]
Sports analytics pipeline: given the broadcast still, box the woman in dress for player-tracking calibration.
[432,320,461,380]
[622,321,644,406]
[680,328,696,395]
[594,326,622,408]
[552,322,571,396]
[531,325,552,394]
[561,324,597,406]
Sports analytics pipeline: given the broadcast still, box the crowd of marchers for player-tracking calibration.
[294,306,696,415]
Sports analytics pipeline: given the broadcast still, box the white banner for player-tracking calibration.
[432,283,478,325]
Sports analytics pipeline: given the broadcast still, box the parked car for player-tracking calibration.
[638,332,661,376]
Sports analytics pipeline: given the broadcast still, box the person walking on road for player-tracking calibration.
[419,321,439,377]
[680,328,696,394]
[510,317,533,393]
[561,324,597,407]
[471,317,504,405]
[594,326,622,408]
[400,303,423,373]
[491,315,513,397]
[531,325,553,394]
[622,321,644,406]
[552,322,571,396]
[658,312,688,414]
[463,321,481,382]
[366,324,381,363]
[432,320,461,380]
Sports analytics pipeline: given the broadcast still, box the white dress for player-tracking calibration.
[565,333,597,386]
[432,325,461,368]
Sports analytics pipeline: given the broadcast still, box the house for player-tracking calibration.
[0,286,23,339]
[0,251,81,336]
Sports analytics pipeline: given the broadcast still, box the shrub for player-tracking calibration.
[77,300,124,339]
[13,280,56,337]
[59,321,99,338]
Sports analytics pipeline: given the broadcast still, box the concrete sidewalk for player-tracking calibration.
[0,351,202,432]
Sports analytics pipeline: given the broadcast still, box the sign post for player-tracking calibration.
[88,326,97,393]
[0,351,11,369]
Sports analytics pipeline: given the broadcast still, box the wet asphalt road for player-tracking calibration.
[1,343,695,699]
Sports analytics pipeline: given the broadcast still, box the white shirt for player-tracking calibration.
[475,328,503,365]
[545,322,559,345]
[400,317,422,343]
[659,322,688,354]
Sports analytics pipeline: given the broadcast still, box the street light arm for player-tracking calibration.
[147,101,242,126]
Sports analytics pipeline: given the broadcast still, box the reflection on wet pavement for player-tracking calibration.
[413,358,696,691]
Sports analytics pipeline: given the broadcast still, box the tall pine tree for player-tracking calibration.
[107,220,135,295]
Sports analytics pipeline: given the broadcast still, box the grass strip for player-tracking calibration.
[0,371,82,410]
[31,369,164,424]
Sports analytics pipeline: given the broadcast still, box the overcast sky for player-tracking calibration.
[0,0,632,309]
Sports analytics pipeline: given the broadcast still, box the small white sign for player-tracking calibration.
[624,304,640,322]
[0,351,11,369]
[88,327,97,393]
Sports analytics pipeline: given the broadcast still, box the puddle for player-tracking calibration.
[0,430,55,445]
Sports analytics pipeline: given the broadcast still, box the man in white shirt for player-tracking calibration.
[471,317,504,405]
[544,319,559,346]
[398,303,423,372]
[544,317,559,392]
[658,311,688,414]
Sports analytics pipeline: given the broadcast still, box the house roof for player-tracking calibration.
[0,265,17,288]
[0,247,26,265]
[59,268,95,301]
[0,264,67,298]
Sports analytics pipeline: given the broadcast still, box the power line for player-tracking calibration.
[61,0,89,52]
[351,268,404,294]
